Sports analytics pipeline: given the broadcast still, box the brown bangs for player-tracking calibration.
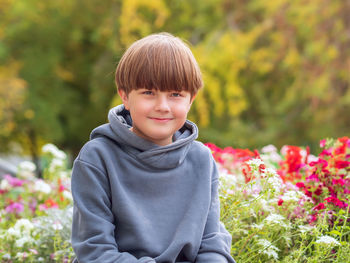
[115,33,203,96]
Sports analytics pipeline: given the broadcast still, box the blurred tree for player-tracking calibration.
[190,0,350,150]
[0,0,349,161]
[0,0,121,161]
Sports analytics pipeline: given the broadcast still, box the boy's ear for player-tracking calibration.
[118,89,129,110]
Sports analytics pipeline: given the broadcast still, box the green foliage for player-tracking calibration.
[0,0,349,155]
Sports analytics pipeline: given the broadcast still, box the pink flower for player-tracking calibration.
[332,178,345,186]
[320,139,326,148]
[309,158,328,168]
[39,204,48,211]
[29,249,38,255]
[324,197,348,208]
[5,202,24,214]
[319,149,332,157]
[4,175,25,187]
[306,173,319,182]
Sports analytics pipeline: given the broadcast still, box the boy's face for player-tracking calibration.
[118,88,195,146]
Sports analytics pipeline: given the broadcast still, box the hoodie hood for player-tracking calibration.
[90,105,198,169]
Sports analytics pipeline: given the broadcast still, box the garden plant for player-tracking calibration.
[0,137,349,262]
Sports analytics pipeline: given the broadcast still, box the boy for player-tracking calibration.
[71,33,235,263]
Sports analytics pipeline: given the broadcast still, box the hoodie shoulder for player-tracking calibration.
[76,136,119,171]
[189,140,214,161]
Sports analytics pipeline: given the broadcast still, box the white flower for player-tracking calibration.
[63,190,73,201]
[265,214,289,228]
[2,253,11,260]
[299,225,314,233]
[261,144,277,153]
[42,143,67,159]
[15,237,33,247]
[247,158,264,167]
[52,221,63,231]
[15,252,28,259]
[219,169,238,187]
[307,154,319,163]
[257,239,280,260]
[49,158,65,172]
[15,219,34,232]
[282,190,301,202]
[58,171,70,179]
[259,198,274,212]
[315,235,340,246]
[0,179,10,190]
[19,161,36,172]
[34,179,52,194]
[267,175,283,192]
[251,223,264,230]
[7,227,21,238]
[18,161,36,179]
[265,168,277,176]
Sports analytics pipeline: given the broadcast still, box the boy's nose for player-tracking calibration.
[154,95,170,112]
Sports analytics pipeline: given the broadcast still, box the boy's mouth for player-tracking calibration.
[149,117,173,122]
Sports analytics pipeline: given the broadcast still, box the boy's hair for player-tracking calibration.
[115,33,203,97]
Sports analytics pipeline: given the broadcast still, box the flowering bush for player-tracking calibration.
[0,144,74,262]
[1,138,349,262]
[208,136,350,262]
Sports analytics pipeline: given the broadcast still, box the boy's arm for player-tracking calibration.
[71,159,156,263]
[195,158,236,263]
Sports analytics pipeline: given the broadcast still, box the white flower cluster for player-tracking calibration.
[18,161,36,179]
[34,179,52,194]
[0,178,10,190]
[42,143,67,173]
[257,238,280,260]
[42,144,67,159]
[264,213,289,229]
[282,190,303,202]
[246,158,264,168]
[315,235,341,246]
[266,173,283,193]
[298,225,314,234]
[261,144,282,163]
[7,219,35,247]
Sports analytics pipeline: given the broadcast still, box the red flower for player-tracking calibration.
[309,213,318,223]
[296,182,305,188]
[335,136,349,155]
[313,203,325,210]
[284,146,303,173]
[278,199,284,206]
[324,197,348,208]
[314,186,323,196]
[45,198,59,208]
[259,164,266,174]
[335,160,350,169]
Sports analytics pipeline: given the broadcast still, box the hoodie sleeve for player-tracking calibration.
[71,158,156,263]
[195,158,236,263]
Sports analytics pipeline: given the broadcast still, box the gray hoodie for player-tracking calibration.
[71,105,235,263]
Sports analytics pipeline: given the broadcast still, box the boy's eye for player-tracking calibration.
[142,90,154,95]
[171,92,182,97]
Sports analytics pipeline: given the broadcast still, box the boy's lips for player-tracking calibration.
[148,117,173,122]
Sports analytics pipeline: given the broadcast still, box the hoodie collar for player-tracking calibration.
[91,105,198,169]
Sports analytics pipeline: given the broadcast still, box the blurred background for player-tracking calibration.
[1,0,349,166]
